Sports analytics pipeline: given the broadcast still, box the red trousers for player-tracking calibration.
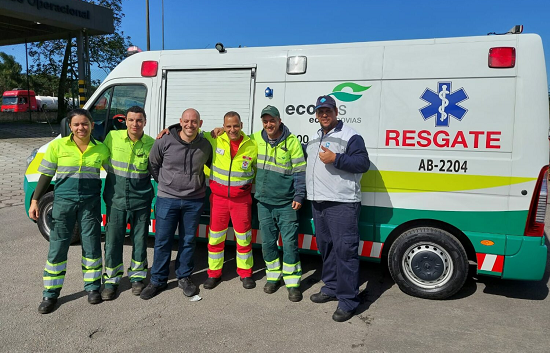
[207,193,253,278]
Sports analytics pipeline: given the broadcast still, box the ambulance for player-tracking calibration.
[24,30,549,299]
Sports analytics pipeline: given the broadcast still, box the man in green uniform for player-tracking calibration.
[101,106,155,300]
[250,105,306,302]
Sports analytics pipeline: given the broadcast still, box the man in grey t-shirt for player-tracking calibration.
[140,108,212,300]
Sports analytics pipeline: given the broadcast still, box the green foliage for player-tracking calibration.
[0,52,24,95]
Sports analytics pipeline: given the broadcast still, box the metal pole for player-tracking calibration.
[25,41,31,122]
[146,0,150,51]
[77,31,86,108]
[162,0,165,50]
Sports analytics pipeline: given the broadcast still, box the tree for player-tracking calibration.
[28,0,131,122]
[0,52,24,97]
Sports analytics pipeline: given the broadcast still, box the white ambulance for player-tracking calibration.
[25,31,549,299]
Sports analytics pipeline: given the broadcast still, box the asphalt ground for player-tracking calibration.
[1,122,549,353]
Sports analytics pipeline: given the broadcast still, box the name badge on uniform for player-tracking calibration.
[216,148,225,156]
[242,155,252,169]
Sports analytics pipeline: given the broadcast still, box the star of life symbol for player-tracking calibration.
[419,82,468,127]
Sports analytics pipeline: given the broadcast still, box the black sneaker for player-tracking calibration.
[288,287,303,302]
[332,307,356,322]
[131,281,145,296]
[310,291,337,303]
[87,290,102,304]
[240,277,256,289]
[140,282,167,300]
[263,281,281,294]
[178,277,197,297]
[38,297,57,314]
[101,287,117,301]
[203,277,221,290]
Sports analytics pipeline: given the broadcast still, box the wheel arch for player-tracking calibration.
[381,218,477,263]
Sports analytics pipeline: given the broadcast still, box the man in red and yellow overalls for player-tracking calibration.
[203,111,258,290]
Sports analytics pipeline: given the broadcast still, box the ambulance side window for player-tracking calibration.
[88,85,147,141]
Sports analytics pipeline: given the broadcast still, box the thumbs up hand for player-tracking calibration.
[319,145,336,164]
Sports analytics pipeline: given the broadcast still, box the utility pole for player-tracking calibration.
[162,0,165,50]
[146,0,150,51]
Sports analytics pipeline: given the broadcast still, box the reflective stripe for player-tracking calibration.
[283,276,301,286]
[209,228,227,240]
[266,272,282,281]
[291,157,306,164]
[104,264,124,277]
[265,259,281,270]
[43,276,64,289]
[45,260,67,274]
[110,168,150,179]
[256,163,292,175]
[57,166,100,173]
[282,262,302,274]
[57,172,101,180]
[104,276,121,284]
[291,165,307,173]
[236,251,252,260]
[83,270,102,281]
[210,175,253,186]
[128,270,147,279]
[40,160,57,169]
[211,165,255,178]
[38,165,55,175]
[82,256,101,269]
[110,159,148,172]
[208,251,225,260]
[234,230,251,241]
[257,155,291,168]
[130,259,147,271]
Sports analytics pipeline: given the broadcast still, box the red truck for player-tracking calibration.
[1,89,38,112]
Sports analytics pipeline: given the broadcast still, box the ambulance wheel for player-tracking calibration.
[37,192,80,244]
[388,227,468,300]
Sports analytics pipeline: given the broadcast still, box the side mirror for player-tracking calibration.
[60,117,70,137]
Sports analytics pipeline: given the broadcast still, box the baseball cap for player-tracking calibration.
[315,95,337,110]
[261,105,280,118]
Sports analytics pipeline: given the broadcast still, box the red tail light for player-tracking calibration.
[524,166,548,237]
[488,47,516,68]
[141,61,158,77]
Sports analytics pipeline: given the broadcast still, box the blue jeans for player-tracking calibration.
[150,196,204,285]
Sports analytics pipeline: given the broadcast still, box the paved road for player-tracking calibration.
[1,122,549,353]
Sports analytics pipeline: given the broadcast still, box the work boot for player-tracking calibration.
[288,287,303,302]
[87,290,102,304]
[101,287,117,301]
[263,281,281,294]
[140,282,167,300]
[178,277,197,297]
[131,281,145,296]
[332,307,356,322]
[203,277,221,290]
[38,297,57,314]
[310,291,337,303]
[240,276,256,289]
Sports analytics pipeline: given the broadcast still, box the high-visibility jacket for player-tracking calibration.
[38,134,110,200]
[250,125,306,206]
[205,131,257,198]
[103,130,155,211]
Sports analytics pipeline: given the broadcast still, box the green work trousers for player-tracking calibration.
[43,196,102,298]
[103,206,150,288]
[258,202,302,288]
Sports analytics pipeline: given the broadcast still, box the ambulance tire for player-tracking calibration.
[37,192,80,245]
[388,227,468,300]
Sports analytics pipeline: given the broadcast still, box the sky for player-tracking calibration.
[121,0,550,88]
[1,0,549,88]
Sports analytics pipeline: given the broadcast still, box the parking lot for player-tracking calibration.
[1,122,549,353]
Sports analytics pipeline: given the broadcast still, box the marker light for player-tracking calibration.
[141,61,158,77]
[265,87,273,97]
[524,166,548,237]
[488,47,516,68]
[287,56,307,75]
